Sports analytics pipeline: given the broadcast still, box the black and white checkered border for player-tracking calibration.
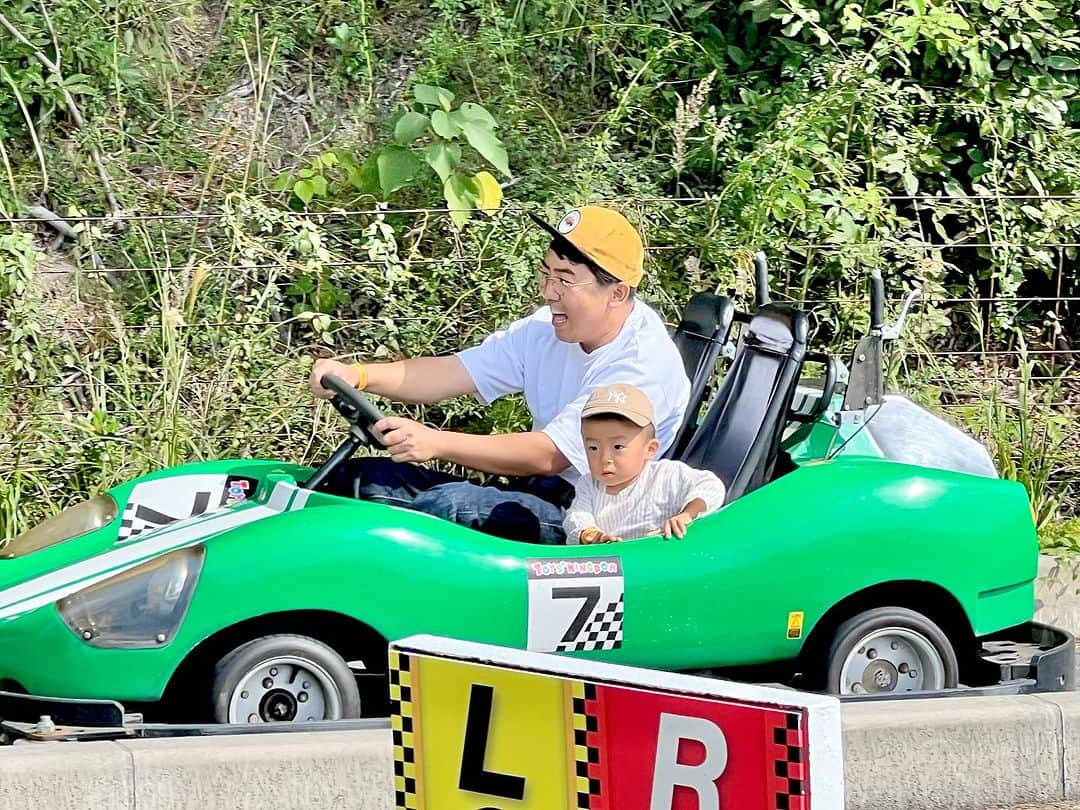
[117,506,172,541]
[557,596,624,652]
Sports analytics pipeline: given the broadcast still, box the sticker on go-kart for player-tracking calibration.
[118,474,258,542]
[222,475,255,507]
[526,558,624,653]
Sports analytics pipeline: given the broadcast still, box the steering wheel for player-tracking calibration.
[301,374,386,491]
[321,373,387,446]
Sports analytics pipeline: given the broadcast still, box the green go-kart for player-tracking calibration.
[0,262,1071,727]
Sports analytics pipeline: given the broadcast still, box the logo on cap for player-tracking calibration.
[557,209,581,234]
[607,390,627,404]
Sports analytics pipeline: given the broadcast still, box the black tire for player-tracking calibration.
[211,634,361,724]
[825,606,959,695]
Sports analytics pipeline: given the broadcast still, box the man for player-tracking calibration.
[309,205,690,543]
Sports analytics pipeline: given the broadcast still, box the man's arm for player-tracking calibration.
[310,356,476,404]
[376,418,571,477]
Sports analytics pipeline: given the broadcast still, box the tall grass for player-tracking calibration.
[981,349,1072,533]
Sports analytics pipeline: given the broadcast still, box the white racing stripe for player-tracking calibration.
[290,488,312,510]
[0,481,308,621]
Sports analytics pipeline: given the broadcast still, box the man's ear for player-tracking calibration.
[645,436,661,457]
[609,282,632,304]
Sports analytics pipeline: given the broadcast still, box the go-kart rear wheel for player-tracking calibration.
[826,607,959,695]
[212,634,361,724]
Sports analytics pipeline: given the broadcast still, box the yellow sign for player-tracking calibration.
[412,655,571,808]
[787,611,804,640]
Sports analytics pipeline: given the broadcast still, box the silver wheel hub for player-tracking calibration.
[228,656,342,723]
[840,626,946,695]
[863,659,898,691]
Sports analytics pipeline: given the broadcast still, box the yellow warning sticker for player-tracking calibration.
[787,611,804,640]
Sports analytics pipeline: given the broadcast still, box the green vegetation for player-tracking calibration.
[0,0,1077,546]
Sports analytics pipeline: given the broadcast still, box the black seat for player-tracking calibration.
[667,292,736,458]
[676,304,808,502]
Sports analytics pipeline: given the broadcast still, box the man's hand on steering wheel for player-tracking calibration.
[301,372,387,491]
[312,363,447,462]
[376,417,444,464]
[310,359,361,399]
[319,373,387,448]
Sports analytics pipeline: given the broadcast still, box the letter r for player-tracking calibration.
[649,712,728,810]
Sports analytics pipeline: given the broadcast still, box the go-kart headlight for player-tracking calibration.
[57,546,204,649]
[1,495,118,559]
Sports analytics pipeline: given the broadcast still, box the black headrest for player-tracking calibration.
[666,293,737,459]
[743,306,805,354]
[672,292,736,379]
[677,304,807,501]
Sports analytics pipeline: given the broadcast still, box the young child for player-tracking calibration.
[563,383,727,544]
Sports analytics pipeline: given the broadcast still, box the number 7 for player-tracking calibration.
[552,586,601,644]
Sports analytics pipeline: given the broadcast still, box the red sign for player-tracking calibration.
[576,683,808,810]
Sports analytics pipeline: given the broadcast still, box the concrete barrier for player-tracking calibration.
[1033,692,1080,801]
[0,739,131,810]
[116,731,393,810]
[3,695,1080,809]
[843,694,1065,809]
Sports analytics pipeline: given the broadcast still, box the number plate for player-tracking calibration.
[526,557,624,653]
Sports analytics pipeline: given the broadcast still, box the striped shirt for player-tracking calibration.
[563,460,727,543]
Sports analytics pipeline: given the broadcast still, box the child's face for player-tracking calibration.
[582,417,660,492]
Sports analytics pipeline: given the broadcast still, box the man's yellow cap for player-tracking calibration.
[529,205,645,287]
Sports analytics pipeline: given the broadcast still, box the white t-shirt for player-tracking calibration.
[456,301,690,481]
[563,459,727,542]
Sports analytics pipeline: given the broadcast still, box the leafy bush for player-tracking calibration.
[271,84,508,224]
[0,0,1077,540]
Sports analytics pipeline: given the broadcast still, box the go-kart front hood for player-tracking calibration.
[0,473,312,622]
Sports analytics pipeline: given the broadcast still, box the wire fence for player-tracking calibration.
[2,203,1077,518]
[7,192,1080,224]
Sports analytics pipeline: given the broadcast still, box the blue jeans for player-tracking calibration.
[323,458,573,544]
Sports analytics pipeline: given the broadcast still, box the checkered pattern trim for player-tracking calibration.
[769,710,807,810]
[117,504,178,541]
[117,518,144,541]
[557,596,624,652]
[571,680,604,809]
[390,650,419,810]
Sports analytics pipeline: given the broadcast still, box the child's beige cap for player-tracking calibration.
[581,383,655,427]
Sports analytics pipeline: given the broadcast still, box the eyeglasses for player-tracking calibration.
[537,268,596,292]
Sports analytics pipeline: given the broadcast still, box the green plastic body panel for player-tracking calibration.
[0,451,1038,703]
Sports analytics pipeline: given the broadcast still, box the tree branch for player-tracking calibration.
[0,11,122,217]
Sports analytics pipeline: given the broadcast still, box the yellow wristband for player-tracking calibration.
[351,362,368,391]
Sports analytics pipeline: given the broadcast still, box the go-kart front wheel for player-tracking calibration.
[826,606,959,695]
[212,634,362,724]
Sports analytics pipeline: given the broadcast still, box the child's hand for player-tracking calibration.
[580,528,623,544]
[661,511,695,539]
